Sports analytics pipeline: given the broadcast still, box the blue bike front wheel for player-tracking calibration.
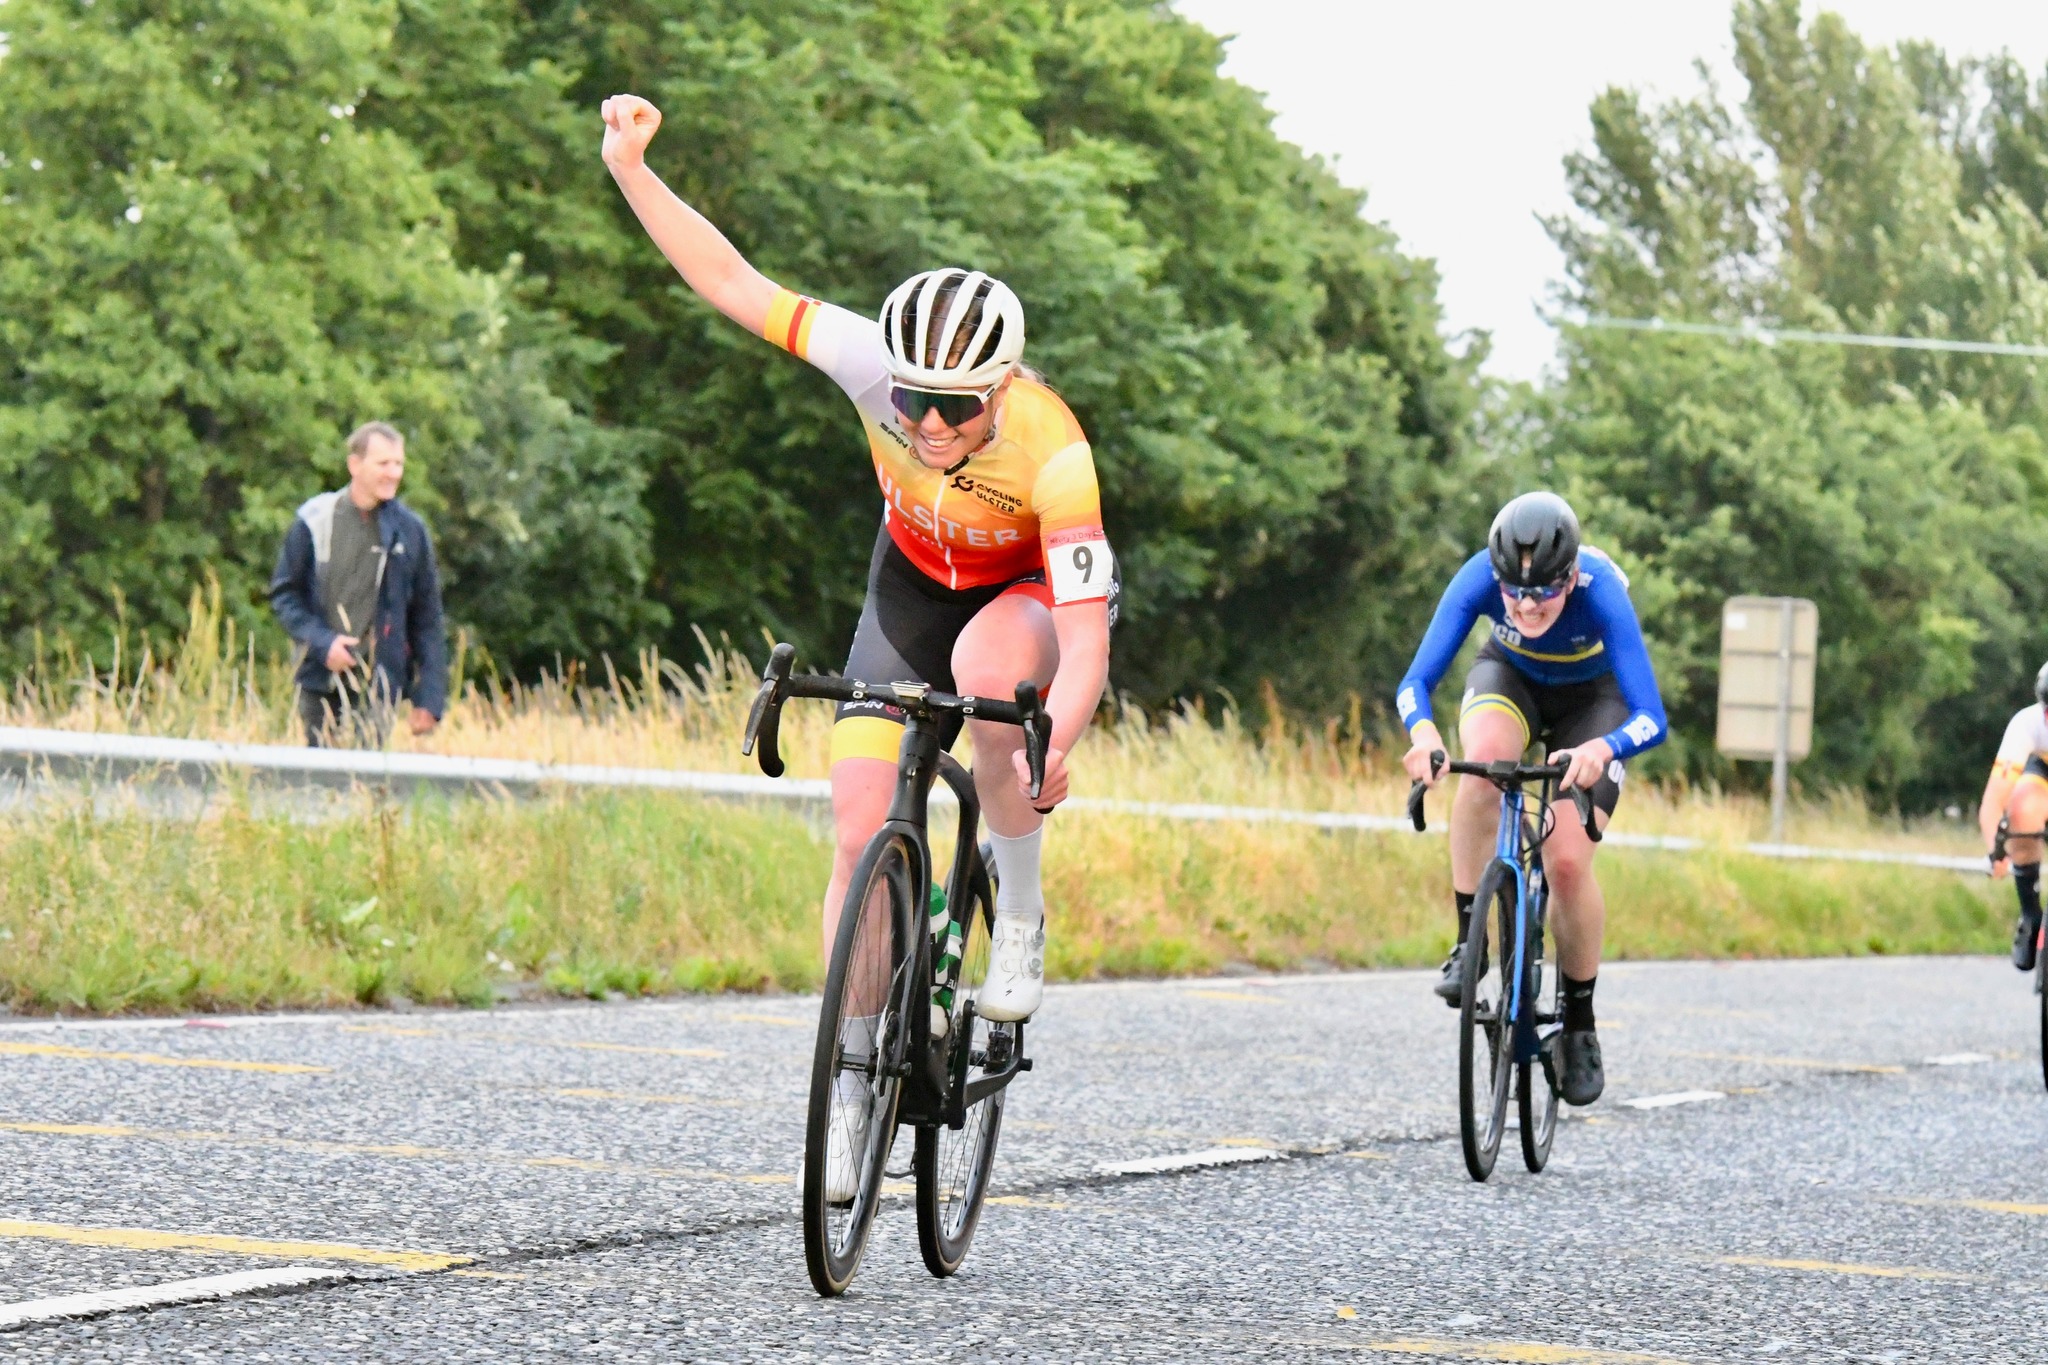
[1459,860,1517,1181]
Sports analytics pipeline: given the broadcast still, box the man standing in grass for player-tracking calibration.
[269,422,447,747]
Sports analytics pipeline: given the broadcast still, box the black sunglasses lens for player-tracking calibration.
[892,387,985,426]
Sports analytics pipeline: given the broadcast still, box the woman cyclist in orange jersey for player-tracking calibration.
[601,94,1115,1032]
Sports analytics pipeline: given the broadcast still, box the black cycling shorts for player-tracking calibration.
[831,525,1120,765]
[1459,639,1630,817]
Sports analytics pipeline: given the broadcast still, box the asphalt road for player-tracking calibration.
[0,955,2037,1361]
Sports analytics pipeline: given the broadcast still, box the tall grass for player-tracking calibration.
[0,583,2003,1014]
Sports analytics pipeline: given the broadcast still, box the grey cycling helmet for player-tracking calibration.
[1488,492,1581,588]
[2035,660,2048,706]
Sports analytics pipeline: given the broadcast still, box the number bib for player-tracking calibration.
[1046,528,1114,605]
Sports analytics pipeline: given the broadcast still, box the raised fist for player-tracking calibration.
[601,94,662,170]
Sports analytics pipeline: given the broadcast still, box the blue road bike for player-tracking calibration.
[1409,752,1599,1181]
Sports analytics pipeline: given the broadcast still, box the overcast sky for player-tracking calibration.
[1172,2,2048,382]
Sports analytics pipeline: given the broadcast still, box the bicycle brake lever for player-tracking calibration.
[1407,749,1446,832]
[740,642,796,778]
[1015,681,1051,804]
[1570,785,1602,843]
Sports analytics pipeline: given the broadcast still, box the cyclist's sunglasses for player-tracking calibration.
[890,383,996,428]
[1501,576,1573,604]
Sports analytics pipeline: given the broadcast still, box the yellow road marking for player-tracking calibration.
[726,1014,806,1028]
[1718,1255,1977,1283]
[0,1041,327,1075]
[1354,1339,1693,1363]
[0,1119,791,1186]
[1215,1137,1282,1148]
[1185,989,1280,1004]
[985,1195,1069,1210]
[1343,1149,1392,1160]
[339,1026,720,1059]
[0,1218,465,1272]
[1895,1195,2048,1217]
[1672,1051,1903,1075]
[448,1269,528,1280]
[550,1087,748,1109]
[1336,1306,1357,1320]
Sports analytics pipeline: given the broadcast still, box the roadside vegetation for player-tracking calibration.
[0,596,2002,1015]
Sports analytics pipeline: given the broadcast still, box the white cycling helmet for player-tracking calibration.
[878,268,1025,389]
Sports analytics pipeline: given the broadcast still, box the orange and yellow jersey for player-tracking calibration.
[763,288,1110,597]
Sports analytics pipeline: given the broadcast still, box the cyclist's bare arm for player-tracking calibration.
[600,94,777,337]
[1046,600,1110,755]
[1983,766,2020,846]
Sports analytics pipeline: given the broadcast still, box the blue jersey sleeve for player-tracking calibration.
[1581,568,1666,760]
[1395,553,1496,733]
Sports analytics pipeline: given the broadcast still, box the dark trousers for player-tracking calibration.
[298,683,393,749]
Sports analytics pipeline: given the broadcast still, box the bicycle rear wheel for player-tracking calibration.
[916,848,1006,1276]
[1459,860,1516,1182]
[1517,890,1560,1172]
[803,831,916,1297]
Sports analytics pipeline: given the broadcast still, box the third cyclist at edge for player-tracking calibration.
[1397,493,1667,1106]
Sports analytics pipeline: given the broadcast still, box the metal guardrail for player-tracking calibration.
[0,725,1986,874]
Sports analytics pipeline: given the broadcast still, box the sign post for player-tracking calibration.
[1715,596,1818,843]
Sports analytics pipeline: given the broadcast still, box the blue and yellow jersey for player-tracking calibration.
[1394,548,1668,760]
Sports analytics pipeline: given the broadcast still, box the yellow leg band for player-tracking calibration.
[830,715,905,767]
[1460,694,1531,749]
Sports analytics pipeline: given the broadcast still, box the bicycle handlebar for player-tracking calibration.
[1405,749,1602,844]
[740,643,1054,800]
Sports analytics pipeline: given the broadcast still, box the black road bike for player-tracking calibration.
[1409,752,1600,1181]
[742,643,1051,1296]
[1990,816,2048,1091]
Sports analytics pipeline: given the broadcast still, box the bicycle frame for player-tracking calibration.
[741,645,1044,1130]
[1491,779,1554,1067]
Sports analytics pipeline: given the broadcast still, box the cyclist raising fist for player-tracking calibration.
[600,95,1115,1037]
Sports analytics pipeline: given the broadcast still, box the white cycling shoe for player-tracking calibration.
[978,914,1046,1022]
[823,1124,859,1206]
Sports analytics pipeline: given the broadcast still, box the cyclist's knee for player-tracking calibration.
[1546,838,1598,895]
[952,599,1055,696]
[2013,779,2048,833]
[1458,709,1526,762]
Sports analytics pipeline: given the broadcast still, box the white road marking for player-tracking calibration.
[0,1267,352,1330]
[1097,1146,1286,1177]
[1922,1052,1992,1066]
[1620,1090,1726,1110]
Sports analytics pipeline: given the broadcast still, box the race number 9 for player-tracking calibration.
[1046,529,1114,605]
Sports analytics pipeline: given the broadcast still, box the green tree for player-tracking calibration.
[1543,0,2048,803]
[0,0,654,676]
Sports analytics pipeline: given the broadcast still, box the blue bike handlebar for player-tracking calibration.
[1406,749,1601,843]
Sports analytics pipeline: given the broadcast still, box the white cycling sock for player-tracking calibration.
[986,826,1045,923]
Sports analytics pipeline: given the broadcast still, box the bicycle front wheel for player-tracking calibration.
[1460,860,1516,1182]
[803,830,916,1297]
[2036,923,2047,1092]
[915,848,1006,1277]
[1517,897,1560,1172]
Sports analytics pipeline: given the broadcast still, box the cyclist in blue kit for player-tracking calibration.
[1398,492,1667,1106]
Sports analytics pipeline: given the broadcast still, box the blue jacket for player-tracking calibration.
[1395,547,1667,760]
[269,491,448,718]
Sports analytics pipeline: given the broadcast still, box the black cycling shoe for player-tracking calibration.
[1433,944,1465,1006]
[1559,1028,1605,1106]
[2015,910,2042,972]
